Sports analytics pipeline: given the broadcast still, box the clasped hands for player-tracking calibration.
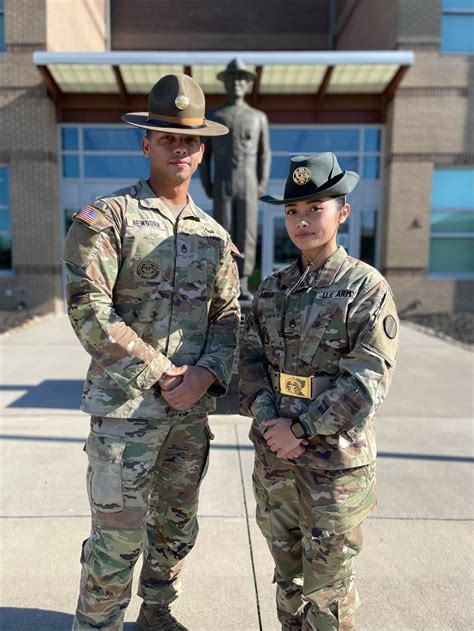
[262,417,308,460]
[158,364,216,411]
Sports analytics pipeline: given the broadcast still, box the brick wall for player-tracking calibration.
[111,0,333,51]
[0,0,62,314]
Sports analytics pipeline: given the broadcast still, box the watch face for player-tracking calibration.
[291,422,306,439]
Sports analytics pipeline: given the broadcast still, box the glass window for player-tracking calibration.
[84,127,143,151]
[270,128,360,153]
[0,165,9,205]
[360,209,378,266]
[432,168,474,208]
[364,128,381,152]
[429,238,474,273]
[363,156,380,179]
[431,210,474,232]
[84,155,149,179]
[62,155,80,178]
[441,0,474,53]
[61,128,79,151]
[429,167,474,275]
[0,165,12,270]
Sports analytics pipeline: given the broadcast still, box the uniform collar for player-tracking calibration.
[137,179,201,221]
[282,246,348,290]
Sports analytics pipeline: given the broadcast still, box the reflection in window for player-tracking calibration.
[0,165,12,270]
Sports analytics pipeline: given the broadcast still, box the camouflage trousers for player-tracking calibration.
[72,413,212,631]
[253,445,376,631]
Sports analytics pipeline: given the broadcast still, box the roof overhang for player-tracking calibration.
[33,50,414,124]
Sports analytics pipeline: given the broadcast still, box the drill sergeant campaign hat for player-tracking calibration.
[261,153,360,205]
[122,73,229,137]
[217,58,257,82]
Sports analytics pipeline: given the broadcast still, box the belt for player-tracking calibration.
[269,367,335,400]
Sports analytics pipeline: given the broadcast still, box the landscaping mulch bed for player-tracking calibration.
[0,310,43,336]
[401,312,474,347]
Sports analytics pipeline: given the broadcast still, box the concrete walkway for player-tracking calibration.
[0,316,473,631]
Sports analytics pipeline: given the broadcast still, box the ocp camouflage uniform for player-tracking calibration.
[64,178,240,631]
[239,246,398,630]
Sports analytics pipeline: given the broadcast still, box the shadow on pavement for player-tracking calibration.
[0,608,73,631]
[0,608,137,630]
[3,381,83,409]
[2,379,241,414]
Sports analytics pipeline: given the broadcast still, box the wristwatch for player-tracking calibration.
[290,420,310,439]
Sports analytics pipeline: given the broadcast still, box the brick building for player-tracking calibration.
[0,0,473,314]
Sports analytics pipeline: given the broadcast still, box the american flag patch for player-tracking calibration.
[76,205,102,226]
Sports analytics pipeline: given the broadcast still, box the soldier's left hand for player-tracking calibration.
[160,365,216,411]
[263,418,307,459]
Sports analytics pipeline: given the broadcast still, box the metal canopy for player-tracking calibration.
[33,50,414,123]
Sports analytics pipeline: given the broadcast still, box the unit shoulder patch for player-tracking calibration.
[361,291,399,365]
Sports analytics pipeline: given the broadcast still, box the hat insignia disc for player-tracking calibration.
[293,167,312,186]
[175,95,190,111]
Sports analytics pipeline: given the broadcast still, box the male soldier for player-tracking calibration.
[64,74,240,631]
[199,58,271,301]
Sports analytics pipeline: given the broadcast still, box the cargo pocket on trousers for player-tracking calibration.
[197,423,214,486]
[252,472,272,542]
[308,473,376,583]
[85,432,126,513]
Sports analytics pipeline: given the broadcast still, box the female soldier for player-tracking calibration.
[239,153,399,631]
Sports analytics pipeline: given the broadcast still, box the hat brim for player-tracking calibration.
[122,113,229,137]
[260,171,360,205]
[217,69,256,82]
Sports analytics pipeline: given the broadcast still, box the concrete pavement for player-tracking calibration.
[0,315,473,630]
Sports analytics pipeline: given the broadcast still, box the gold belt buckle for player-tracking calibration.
[279,372,312,399]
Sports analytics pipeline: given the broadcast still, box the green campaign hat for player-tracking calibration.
[122,73,229,137]
[261,153,359,205]
[217,58,256,82]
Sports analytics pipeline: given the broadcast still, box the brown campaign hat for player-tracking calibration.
[261,153,359,205]
[217,58,256,82]
[122,73,229,137]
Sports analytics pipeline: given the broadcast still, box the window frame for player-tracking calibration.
[440,1,474,55]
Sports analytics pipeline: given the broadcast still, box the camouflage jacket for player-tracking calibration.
[63,179,240,419]
[239,246,398,470]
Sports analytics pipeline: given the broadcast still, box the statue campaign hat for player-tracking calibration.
[217,58,256,82]
[261,153,360,205]
[122,73,229,137]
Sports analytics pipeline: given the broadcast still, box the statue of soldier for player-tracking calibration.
[200,58,271,301]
